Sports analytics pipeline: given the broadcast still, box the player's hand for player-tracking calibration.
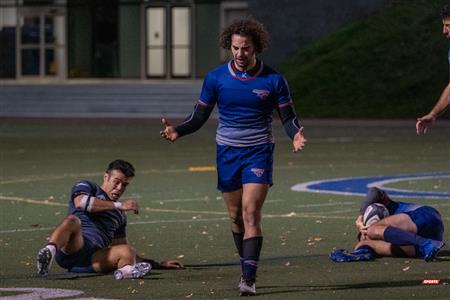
[355,215,367,231]
[292,127,306,153]
[160,260,184,269]
[416,114,436,135]
[160,118,179,142]
[121,199,139,214]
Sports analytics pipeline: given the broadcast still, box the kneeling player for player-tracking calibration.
[330,187,445,262]
[36,159,183,279]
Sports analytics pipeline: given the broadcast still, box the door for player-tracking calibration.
[145,5,192,78]
[17,6,66,79]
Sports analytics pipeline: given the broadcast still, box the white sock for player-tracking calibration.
[45,244,57,257]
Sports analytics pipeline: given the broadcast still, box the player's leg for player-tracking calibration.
[223,189,244,257]
[367,209,444,261]
[37,215,84,275]
[239,183,268,295]
[217,144,247,287]
[91,244,151,279]
[355,240,416,257]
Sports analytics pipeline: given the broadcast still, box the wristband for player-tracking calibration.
[114,202,122,210]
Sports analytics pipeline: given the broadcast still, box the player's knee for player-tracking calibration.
[63,215,81,228]
[242,209,261,227]
[366,224,385,240]
[116,245,137,259]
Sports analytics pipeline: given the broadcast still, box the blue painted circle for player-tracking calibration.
[291,173,450,199]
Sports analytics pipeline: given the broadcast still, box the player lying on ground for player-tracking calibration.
[36,159,183,279]
[330,187,445,262]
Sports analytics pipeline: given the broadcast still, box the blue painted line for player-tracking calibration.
[291,173,450,199]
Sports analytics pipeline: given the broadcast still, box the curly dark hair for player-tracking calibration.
[219,18,270,54]
[442,4,450,19]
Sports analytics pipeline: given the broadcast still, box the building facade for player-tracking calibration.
[0,0,391,82]
[0,0,249,80]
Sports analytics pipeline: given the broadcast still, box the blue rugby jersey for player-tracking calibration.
[199,60,293,147]
[68,180,127,248]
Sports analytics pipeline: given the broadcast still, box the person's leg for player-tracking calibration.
[91,244,151,279]
[91,244,137,273]
[367,212,444,261]
[240,183,268,292]
[355,240,416,257]
[37,215,84,275]
[223,189,244,257]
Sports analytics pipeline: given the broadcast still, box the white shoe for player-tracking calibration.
[239,279,256,296]
[114,262,152,280]
[37,247,53,276]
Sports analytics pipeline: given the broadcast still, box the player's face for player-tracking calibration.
[102,170,131,201]
[443,18,450,38]
[230,34,257,71]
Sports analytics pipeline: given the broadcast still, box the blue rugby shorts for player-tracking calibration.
[216,143,274,192]
[406,206,444,241]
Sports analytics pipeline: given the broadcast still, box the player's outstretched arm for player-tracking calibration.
[416,83,450,135]
[136,255,184,269]
[160,118,179,142]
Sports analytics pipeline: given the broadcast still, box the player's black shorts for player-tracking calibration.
[55,238,98,273]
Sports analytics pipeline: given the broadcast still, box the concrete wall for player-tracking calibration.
[247,0,393,69]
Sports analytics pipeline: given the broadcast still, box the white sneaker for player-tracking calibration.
[37,247,53,276]
[238,275,245,289]
[239,279,256,296]
[114,262,152,280]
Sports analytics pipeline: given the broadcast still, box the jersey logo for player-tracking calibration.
[252,89,270,100]
[251,168,265,177]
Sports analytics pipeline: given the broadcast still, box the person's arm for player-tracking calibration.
[277,101,306,152]
[73,194,139,214]
[136,254,184,270]
[416,83,450,135]
[160,101,214,142]
[355,187,392,233]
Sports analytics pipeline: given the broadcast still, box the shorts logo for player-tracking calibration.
[252,89,270,100]
[251,168,265,177]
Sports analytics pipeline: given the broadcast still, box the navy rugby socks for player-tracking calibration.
[384,226,427,246]
[232,231,244,257]
[242,236,263,283]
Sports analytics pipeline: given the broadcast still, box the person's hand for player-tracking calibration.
[355,215,369,238]
[292,127,306,153]
[416,113,436,135]
[160,260,184,269]
[121,199,139,214]
[160,118,179,142]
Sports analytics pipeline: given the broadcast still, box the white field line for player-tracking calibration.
[1,195,448,234]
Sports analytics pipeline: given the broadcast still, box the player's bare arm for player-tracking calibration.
[416,83,450,135]
[73,195,139,214]
[136,254,184,269]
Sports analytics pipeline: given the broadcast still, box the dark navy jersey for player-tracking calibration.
[361,187,423,215]
[68,180,127,249]
[199,60,293,147]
